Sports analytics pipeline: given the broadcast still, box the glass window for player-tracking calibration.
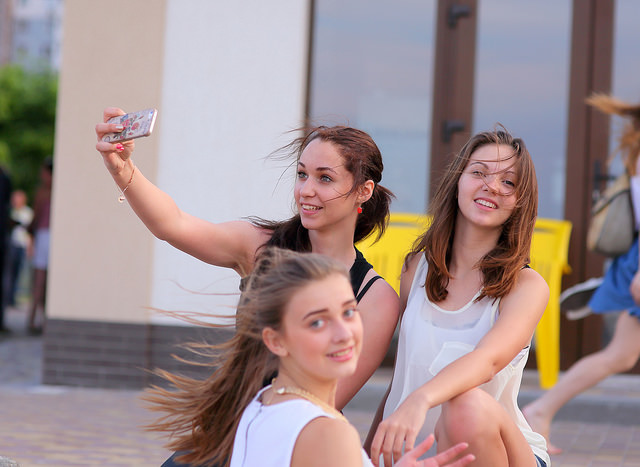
[608,0,640,171]
[309,0,436,214]
[472,1,572,219]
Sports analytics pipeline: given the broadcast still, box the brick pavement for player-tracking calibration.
[2,305,640,466]
[0,385,170,467]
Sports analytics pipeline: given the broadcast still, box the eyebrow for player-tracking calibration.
[469,161,516,175]
[298,161,339,174]
[302,298,357,320]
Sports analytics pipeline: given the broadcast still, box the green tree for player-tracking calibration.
[0,65,57,202]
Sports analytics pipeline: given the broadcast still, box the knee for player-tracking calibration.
[601,343,640,373]
[607,351,639,372]
[438,388,497,445]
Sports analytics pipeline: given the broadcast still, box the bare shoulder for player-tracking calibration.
[292,417,363,467]
[516,266,550,296]
[499,266,550,319]
[358,271,400,318]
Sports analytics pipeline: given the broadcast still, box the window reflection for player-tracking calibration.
[473,0,571,219]
[309,0,436,214]
[608,0,640,173]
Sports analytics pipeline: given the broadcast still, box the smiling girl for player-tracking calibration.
[95,109,399,412]
[144,248,474,467]
[95,109,401,466]
[366,128,550,467]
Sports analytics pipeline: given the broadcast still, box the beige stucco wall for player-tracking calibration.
[48,1,310,324]
[48,0,166,324]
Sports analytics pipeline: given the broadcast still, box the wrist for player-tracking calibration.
[116,160,136,203]
[114,159,134,185]
[409,388,432,412]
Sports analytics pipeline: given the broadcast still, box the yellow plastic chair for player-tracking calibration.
[357,213,572,389]
[356,213,431,294]
[529,218,572,388]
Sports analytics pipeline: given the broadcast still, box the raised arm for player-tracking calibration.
[95,107,270,274]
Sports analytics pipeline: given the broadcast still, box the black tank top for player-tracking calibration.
[351,248,382,303]
[239,247,382,302]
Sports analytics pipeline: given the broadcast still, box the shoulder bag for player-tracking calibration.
[586,171,635,257]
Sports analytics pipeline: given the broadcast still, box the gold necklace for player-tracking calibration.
[271,379,348,422]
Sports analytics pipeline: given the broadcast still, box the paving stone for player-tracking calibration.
[2,306,640,465]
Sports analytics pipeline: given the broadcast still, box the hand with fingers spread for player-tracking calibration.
[386,434,474,467]
[370,392,430,466]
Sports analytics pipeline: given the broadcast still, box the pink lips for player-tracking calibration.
[474,198,498,210]
[327,346,355,362]
[300,203,322,216]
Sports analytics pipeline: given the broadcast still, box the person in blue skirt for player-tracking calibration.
[524,93,640,454]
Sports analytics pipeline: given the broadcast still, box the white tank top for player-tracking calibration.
[231,386,373,467]
[382,254,549,466]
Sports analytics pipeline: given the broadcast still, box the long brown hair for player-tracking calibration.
[252,125,394,251]
[586,93,640,175]
[143,248,350,466]
[410,126,538,302]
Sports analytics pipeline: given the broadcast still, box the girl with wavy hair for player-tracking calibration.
[367,127,550,467]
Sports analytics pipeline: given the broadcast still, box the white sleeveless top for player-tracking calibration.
[230,386,373,467]
[382,254,550,466]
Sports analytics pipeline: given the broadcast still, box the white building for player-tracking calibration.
[45,0,640,388]
[0,0,63,70]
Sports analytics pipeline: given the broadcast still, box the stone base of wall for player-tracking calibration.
[42,318,233,389]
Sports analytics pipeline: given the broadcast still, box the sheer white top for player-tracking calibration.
[382,254,550,466]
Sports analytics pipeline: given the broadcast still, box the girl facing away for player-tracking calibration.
[365,127,551,467]
[95,107,400,413]
[144,247,475,467]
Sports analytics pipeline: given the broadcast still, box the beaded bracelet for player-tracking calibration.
[118,164,136,203]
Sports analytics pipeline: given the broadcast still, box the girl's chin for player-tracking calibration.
[329,361,360,378]
[310,364,358,383]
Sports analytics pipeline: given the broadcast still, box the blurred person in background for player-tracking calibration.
[27,158,52,335]
[0,166,12,334]
[5,189,33,310]
[524,94,640,454]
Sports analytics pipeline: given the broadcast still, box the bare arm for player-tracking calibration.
[335,274,400,410]
[364,254,420,453]
[364,382,392,455]
[95,107,270,274]
[410,268,548,409]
